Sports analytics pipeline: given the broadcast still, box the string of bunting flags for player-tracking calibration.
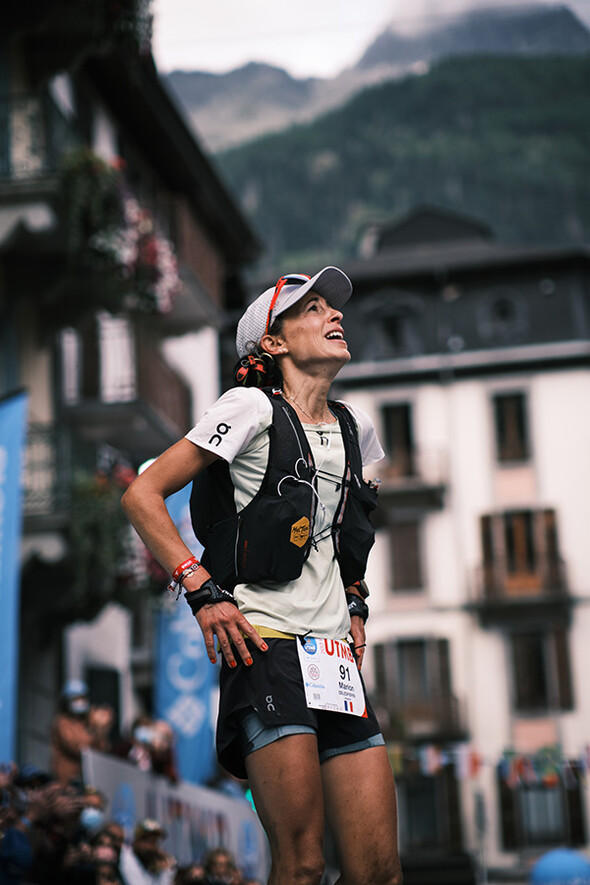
[386,742,590,788]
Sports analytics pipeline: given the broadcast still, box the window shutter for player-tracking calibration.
[436,638,452,698]
[543,509,561,589]
[497,766,520,850]
[374,643,386,706]
[391,521,422,590]
[565,763,587,846]
[554,628,574,711]
[443,764,464,853]
[383,403,415,477]
[480,515,495,596]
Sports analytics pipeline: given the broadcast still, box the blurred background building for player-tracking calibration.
[2,2,590,884]
[334,206,590,881]
[0,1,258,771]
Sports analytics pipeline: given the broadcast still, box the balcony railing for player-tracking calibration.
[136,339,192,437]
[60,315,192,457]
[472,559,569,602]
[23,424,97,525]
[469,561,571,626]
[378,693,467,743]
[0,91,80,181]
[376,448,447,513]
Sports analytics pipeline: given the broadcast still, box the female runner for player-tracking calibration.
[122,267,402,885]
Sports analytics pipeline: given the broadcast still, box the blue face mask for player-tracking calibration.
[69,698,90,715]
[133,726,155,744]
[80,806,106,833]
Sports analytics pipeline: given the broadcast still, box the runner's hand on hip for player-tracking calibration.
[195,602,268,668]
[350,616,366,671]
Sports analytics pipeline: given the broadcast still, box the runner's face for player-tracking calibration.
[279,292,350,369]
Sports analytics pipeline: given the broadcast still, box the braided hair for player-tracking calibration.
[232,315,284,388]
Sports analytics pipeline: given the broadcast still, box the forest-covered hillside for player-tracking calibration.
[217,55,590,273]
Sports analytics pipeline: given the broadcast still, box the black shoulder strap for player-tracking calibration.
[328,400,363,479]
[259,389,315,492]
[189,388,316,546]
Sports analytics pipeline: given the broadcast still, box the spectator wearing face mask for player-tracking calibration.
[101,821,125,865]
[119,819,175,885]
[202,848,240,885]
[0,763,35,885]
[114,717,156,773]
[174,864,205,885]
[114,718,178,784]
[50,680,114,785]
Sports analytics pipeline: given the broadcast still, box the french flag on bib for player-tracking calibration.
[344,700,354,713]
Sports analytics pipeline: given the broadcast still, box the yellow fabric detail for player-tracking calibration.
[289,516,310,548]
[251,625,296,640]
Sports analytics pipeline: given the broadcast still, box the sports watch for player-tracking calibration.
[346,591,369,623]
[184,578,239,615]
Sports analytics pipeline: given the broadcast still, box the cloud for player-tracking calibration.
[152,0,590,77]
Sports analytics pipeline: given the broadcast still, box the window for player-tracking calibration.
[390,520,422,591]
[398,640,428,702]
[397,767,464,854]
[374,639,452,707]
[398,777,440,849]
[493,392,530,462]
[374,639,460,742]
[510,628,573,712]
[480,509,563,597]
[382,403,415,477]
[498,763,586,849]
[504,511,535,576]
[519,784,566,844]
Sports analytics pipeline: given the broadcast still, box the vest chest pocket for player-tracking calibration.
[235,489,313,584]
[336,478,378,588]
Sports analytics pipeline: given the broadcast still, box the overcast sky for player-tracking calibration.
[152,0,590,78]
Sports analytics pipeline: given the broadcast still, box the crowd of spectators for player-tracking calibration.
[0,762,261,885]
[0,682,262,885]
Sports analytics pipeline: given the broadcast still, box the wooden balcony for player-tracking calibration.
[378,693,468,743]
[468,562,572,627]
[0,91,80,192]
[59,315,192,461]
[375,448,447,517]
[23,423,97,530]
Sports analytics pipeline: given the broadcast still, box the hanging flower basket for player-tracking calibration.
[53,147,181,321]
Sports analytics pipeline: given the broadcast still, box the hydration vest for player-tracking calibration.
[189,388,378,591]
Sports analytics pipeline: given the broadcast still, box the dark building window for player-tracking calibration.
[480,509,563,597]
[498,762,586,850]
[398,767,464,854]
[374,638,452,707]
[390,521,423,591]
[504,511,535,576]
[382,403,415,477]
[510,627,573,712]
[493,392,530,462]
[398,640,428,702]
[398,776,439,849]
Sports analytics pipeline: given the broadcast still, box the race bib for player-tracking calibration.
[296,636,366,717]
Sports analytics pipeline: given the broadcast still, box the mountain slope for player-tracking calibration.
[165,4,590,151]
[358,4,590,69]
[216,55,590,272]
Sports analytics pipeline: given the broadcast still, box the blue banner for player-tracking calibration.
[0,392,28,762]
[154,484,216,785]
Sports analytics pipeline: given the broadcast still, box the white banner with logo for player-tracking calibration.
[82,750,269,880]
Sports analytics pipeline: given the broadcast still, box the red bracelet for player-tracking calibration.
[172,556,200,581]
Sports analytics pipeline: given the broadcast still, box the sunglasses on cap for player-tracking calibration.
[264,273,311,336]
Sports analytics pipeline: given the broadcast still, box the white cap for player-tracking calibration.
[236,266,352,358]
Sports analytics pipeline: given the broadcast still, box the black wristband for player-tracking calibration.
[346,592,369,623]
[350,579,370,599]
[184,578,238,615]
